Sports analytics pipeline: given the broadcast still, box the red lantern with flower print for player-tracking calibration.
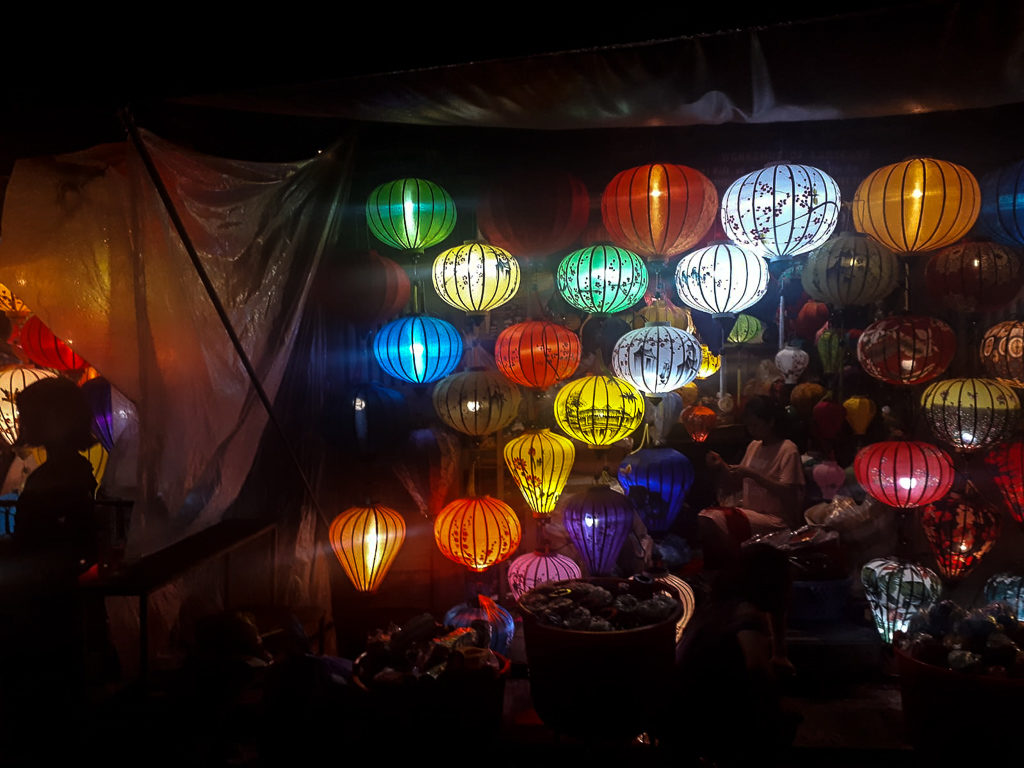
[856,315,955,387]
[920,488,1002,582]
[434,496,522,572]
[923,239,1023,314]
[983,440,1024,525]
[495,320,581,391]
[19,315,86,371]
[854,440,955,509]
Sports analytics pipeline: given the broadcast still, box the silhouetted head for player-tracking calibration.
[15,376,96,452]
[741,395,787,442]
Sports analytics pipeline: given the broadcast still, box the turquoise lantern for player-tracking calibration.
[556,245,649,315]
[366,178,457,255]
[373,314,463,385]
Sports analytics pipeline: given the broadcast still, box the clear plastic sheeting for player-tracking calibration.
[0,130,351,557]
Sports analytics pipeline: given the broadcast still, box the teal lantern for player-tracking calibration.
[556,245,649,315]
[373,314,463,385]
[366,178,457,255]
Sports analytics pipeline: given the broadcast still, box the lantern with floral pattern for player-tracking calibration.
[432,242,521,314]
[856,315,955,387]
[434,496,522,572]
[554,374,645,447]
[503,428,575,519]
[494,320,581,391]
[507,549,582,600]
[556,245,649,315]
[920,489,1001,582]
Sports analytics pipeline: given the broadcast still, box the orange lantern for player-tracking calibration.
[19,315,86,371]
[494,320,581,391]
[434,496,522,572]
[790,382,826,418]
[329,503,406,593]
[681,404,717,442]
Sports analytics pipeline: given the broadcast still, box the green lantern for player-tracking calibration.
[727,313,763,344]
[366,178,457,255]
[817,329,843,375]
[556,245,648,315]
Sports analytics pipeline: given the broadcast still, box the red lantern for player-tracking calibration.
[792,300,830,341]
[494,320,581,390]
[314,249,411,324]
[854,441,955,509]
[984,440,1024,525]
[924,239,1023,314]
[856,315,955,387]
[920,489,1001,582]
[812,399,847,443]
[433,496,522,572]
[680,404,717,442]
[19,315,86,370]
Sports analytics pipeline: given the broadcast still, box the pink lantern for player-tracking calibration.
[507,549,582,601]
[812,460,847,500]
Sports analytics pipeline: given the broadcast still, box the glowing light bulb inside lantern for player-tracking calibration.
[911,188,923,199]
[959,540,969,553]
[973,259,981,267]
[466,400,481,412]
[403,199,418,240]
[584,513,597,528]
[411,341,426,369]
[901,360,915,372]
[961,430,975,445]
[354,397,367,411]
[898,476,918,491]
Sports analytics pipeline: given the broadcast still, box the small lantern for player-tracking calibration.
[817,329,843,376]
[553,374,646,447]
[984,573,1024,619]
[727,314,763,344]
[443,593,515,655]
[793,300,829,341]
[978,159,1024,247]
[775,344,809,384]
[373,314,463,385]
[611,323,702,395]
[617,447,695,534]
[920,377,1019,453]
[861,557,942,644]
[982,440,1024,525]
[843,395,877,436]
[432,369,522,439]
[433,496,522,572]
[562,486,634,576]
[680,404,717,442]
[556,245,649,315]
[79,376,137,454]
[674,243,770,319]
[365,177,456,255]
[856,315,955,387]
[812,398,847,444]
[801,232,901,308]
[923,240,1024,313]
[0,283,29,316]
[0,364,59,446]
[432,242,521,314]
[980,319,1024,387]
[790,382,826,418]
[507,549,582,600]
[494,320,581,391]
[695,346,722,381]
[854,440,955,509]
[20,315,86,371]
[812,460,846,500]
[920,489,1001,582]
[329,503,407,593]
[503,428,575,519]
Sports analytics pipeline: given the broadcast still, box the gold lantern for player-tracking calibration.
[843,395,877,436]
[920,377,1020,452]
[329,503,407,593]
[503,428,575,520]
[432,241,521,314]
[695,345,721,380]
[553,374,646,447]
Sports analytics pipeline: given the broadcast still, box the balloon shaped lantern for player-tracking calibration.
[432,242,521,314]
[843,395,877,436]
[507,549,582,601]
[20,315,87,371]
[980,319,1024,387]
[329,503,407,593]
[790,382,826,417]
[0,364,59,446]
[978,158,1024,247]
[853,157,980,254]
[79,376,137,454]
[920,489,1002,582]
[366,178,456,255]
[617,447,695,534]
[982,440,1024,525]
[494,320,581,391]
[727,314,763,344]
[503,428,575,519]
[553,374,645,447]
[861,557,942,644]
[611,323,702,395]
[432,368,522,439]
[854,440,955,509]
[556,245,649,315]
[920,377,1019,452]
[674,243,770,319]
[443,594,515,655]
[856,315,955,387]
[433,496,522,572]
[562,486,634,576]
[801,233,900,308]
[775,344,809,384]
[681,404,717,442]
[923,240,1023,313]
[373,314,463,385]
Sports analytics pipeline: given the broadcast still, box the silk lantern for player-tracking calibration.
[434,496,522,572]
[636,295,696,332]
[817,329,843,375]
[494,320,581,391]
[790,382,826,418]
[812,460,846,500]
[443,593,515,655]
[854,440,955,509]
[793,300,829,341]
[556,245,649,315]
[20,315,86,371]
[553,374,645,447]
[920,489,1001,582]
[677,381,699,407]
[611,323,702,395]
[0,283,28,316]
[366,177,456,255]
[923,240,1023,313]
[373,314,463,385]
[984,573,1024,619]
[79,376,137,454]
[432,368,522,439]
[680,404,716,442]
[695,345,721,381]
[801,232,901,308]
[861,557,942,644]
[775,344,809,384]
[329,503,407,593]
[853,157,980,253]
[507,549,582,601]
[981,320,1024,386]
[856,315,955,387]
[617,447,695,534]
[812,399,847,443]
[978,158,1024,247]
[727,314,763,344]
[721,163,841,260]
[562,486,634,576]
[503,428,575,519]
[843,395,877,436]
[432,242,521,314]
[983,440,1024,525]
[601,163,718,262]
[674,243,770,319]
[0,364,58,446]
[920,377,1019,453]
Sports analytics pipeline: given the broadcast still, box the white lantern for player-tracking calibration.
[611,323,702,395]
[721,164,841,261]
[775,344,809,384]
[674,243,770,318]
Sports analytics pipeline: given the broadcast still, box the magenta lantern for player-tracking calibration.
[507,549,582,600]
[854,441,955,509]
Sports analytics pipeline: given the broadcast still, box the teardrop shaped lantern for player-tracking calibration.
[727,313,763,344]
[856,315,956,387]
[433,496,522,572]
[432,368,522,438]
[978,158,1024,247]
[503,428,575,519]
[0,364,59,446]
[617,447,695,534]
[79,376,137,454]
[553,374,646,447]
[373,314,463,385]
[20,315,87,371]
[674,243,770,319]
[861,557,942,644]
[775,344,809,384]
[853,157,981,253]
[801,232,901,308]
[507,549,582,601]
[984,440,1024,525]
[920,377,1020,453]
[556,245,649,315]
[923,240,1024,313]
[695,345,721,380]
[790,382,826,418]
[984,572,1024,619]
[843,395,877,436]
[817,329,843,376]
[494,320,581,391]
[432,241,521,314]
[329,503,407,593]
[562,486,634,576]
[980,320,1024,386]
[680,404,717,442]
[920,489,1002,582]
[611,323,702,395]
[812,460,847,501]
[365,177,457,255]
[721,163,841,260]
[601,163,718,262]
[854,440,955,509]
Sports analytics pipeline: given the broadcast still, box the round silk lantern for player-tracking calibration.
[503,428,575,519]
[611,323,702,395]
[373,314,463,385]
[329,503,406,593]
[854,440,955,509]
[79,376,137,454]
[556,245,649,315]
[861,557,942,644]
[20,315,86,371]
[853,157,980,254]
[920,377,1019,453]
[432,241,521,314]
[978,159,1024,247]
[721,163,841,260]
[433,495,522,572]
[923,240,1024,313]
[432,368,522,439]
[801,232,900,308]
[0,364,59,446]
[981,320,1024,387]
[793,300,829,341]
[680,404,716,442]
[817,329,843,375]
[601,163,718,262]
[365,177,456,254]
[984,573,1024,619]
[315,250,411,324]
[727,314,762,344]
[443,593,515,655]
[674,243,770,319]
[984,440,1024,525]
[562,486,634,576]
[843,395,877,436]
[617,447,695,534]
[329,381,411,457]
[920,489,1001,582]
[775,344,809,384]
[494,320,581,391]
[507,549,582,600]
[0,283,28,316]
[812,460,846,500]
[553,374,645,447]
[856,315,955,387]
[695,345,721,380]
[790,382,826,418]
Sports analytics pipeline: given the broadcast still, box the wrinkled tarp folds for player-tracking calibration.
[0,129,351,558]
[177,2,1024,130]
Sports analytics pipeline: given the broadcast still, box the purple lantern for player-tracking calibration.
[79,376,136,453]
[507,549,582,600]
[617,447,694,534]
[562,486,634,576]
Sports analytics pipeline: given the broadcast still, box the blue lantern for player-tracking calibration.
[443,593,515,655]
[562,486,634,576]
[373,314,463,384]
[979,159,1024,247]
[617,447,694,535]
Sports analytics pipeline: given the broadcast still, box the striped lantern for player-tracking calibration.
[0,364,59,446]
[852,157,980,254]
[817,329,843,376]
[0,283,28,316]
[556,245,649,315]
[433,495,522,572]
[978,159,1024,247]
[801,232,901,308]
[20,315,87,371]
[983,440,1024,525]
[674,243,770,319]
[562,486,634,576]
[329,503,407,593]
[432,368,522,438]
[920,377,1020,452]
[920,489,1002,582]
[494,320,581,391]
[981,319,1024,387]
[720,163,841,261]
[727,314,763,344]
[610,322,702,395]
[680,404,717,442]
[617,447,695,534]
[503,428,575,519]
[856,315,955,387]
[984,573,1024,619]
[365,177,456,255]
[432,241,521,314]
[373,314,463,385]
[553,374,646,447]
[507,549,582,600]
[861,557,942,644]
[854,440,955,509]
[923,240,1024,313]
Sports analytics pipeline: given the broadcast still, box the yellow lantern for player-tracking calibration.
[790,382,826,418]
[434,495,522,572]
[0,283,29,316]
[31,442,109,486]
[0,364,59,446]
[554,374,646,447]
[920,377,1020,453]
[695,346,721,380]
[843,395,877,436]
[503,428,575,519]
[853,157,980,253]
[432,241,521,314]
[635,297,695,333]
[329,503,406,593]
[676,381,699,407]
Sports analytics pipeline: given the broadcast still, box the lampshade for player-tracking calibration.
[817,329,843,375]
[680,404,717,442]
[503,428,575,519]
[20,315,87,371]
[775,344,809,384]
[790,382,826,418]
[801,232,901,308]
[674,243,769,318]
[984,573,1024,619]
[721,163,841,260]
[978,158,1024,247]
[494,320,581,390]
[982,440,1024,525]
[556,245,649,315]
[329,503,407,593]
[432,368,522,438]
[852,157,981,253]
[365,177,456,254]
[0,364,59,446]
[432,241,521,314]
[980,320,1024,386]
[923,240,1024,313]
[861,557,942,644]
[812,460,846,500]
[601,163,718,262]
[727,314,763,344]
[443,593,515,655]
[843,395,877,436]
[695,345,721,380]
[854,440,955,509]
[562,486,634,576]
[433,495,522,572]
[920,377,1019,453]
[611,323,702,395]
[507,549,582,601]
[79,376,137,454]
[617,447,695,534]
[553,374,646,447]
[856,315,955,387]
[373,314,463,385]
[920,489,1001,582]
[0,283,28,316]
